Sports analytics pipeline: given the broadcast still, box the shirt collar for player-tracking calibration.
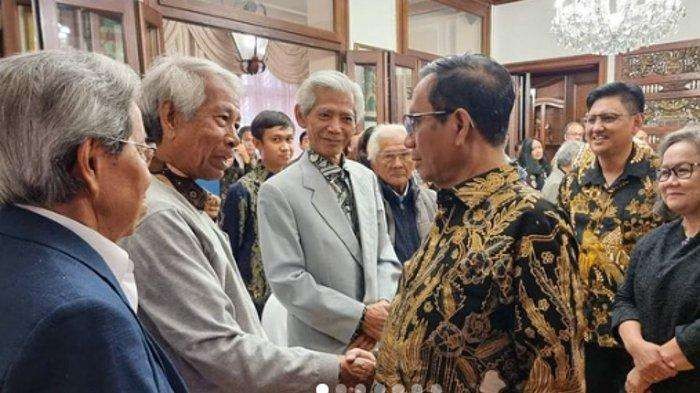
[159,165,209,210]
[380,178,413,205]
[579,139,658,187]
[438,164,520,211]
[308,148,348,178]
[15,204,138,312]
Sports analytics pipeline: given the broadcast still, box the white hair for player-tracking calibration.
[295,70,364,122]
[140,55,243,142]
[0,50,140,206]
[367,123,408,162]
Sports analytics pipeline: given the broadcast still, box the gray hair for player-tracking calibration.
[554,140,585,169]
[140,55,243,143]
[0,50,140,206]
[367,123,407,162]
[295,70,364,122]
[654,123,700,220]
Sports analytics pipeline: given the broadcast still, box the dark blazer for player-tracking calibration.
[0,205,188,393]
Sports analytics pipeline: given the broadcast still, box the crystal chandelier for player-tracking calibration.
[551,0,686,55]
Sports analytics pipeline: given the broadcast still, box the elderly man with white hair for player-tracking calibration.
[0,51,186,392]
[119,56,375,393]
[258,71,402,355]
[367,124,436,264]
[541,140,585,203]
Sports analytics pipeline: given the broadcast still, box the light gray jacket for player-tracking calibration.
[119,177,338,393]
[382,181,437,247]
[257,152,402,354]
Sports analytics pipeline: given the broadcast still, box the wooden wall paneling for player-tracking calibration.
[157,0,345,50]
[2,0,22,55]
[37,0,140,70]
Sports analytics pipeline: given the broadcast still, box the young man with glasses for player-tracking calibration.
[558,81,663,392]
[366,123,436,264]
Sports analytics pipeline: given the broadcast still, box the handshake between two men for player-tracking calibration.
[337,299,392,389]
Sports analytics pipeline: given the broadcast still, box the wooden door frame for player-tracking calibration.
[506,54,607,86]
[346,50,388,125]
[135,1,164,73]
[388,51,419,123]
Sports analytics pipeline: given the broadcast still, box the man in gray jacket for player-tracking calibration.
[119,56,374,393]
[367,124,437,264]
[258,71,402,355]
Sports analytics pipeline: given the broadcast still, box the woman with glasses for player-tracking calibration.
[517,137,551,190]
[611,126,700,393]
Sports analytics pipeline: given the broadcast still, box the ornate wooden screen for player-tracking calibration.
[616,39,700,145]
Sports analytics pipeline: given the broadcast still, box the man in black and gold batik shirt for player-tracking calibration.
[376,53,585,393]
[558,82,662,392]
[221,111,294,315]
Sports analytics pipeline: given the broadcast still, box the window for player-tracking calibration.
[57,4,125,62]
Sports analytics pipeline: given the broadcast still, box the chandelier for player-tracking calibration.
[551,0,686,55]
[232,1,268,74]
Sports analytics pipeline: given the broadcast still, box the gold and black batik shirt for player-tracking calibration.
[558,139,661,347]
[376,165,585,392]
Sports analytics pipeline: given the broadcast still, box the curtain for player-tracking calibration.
[163,19,308,84]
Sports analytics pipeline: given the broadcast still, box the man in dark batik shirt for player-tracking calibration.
[221,111,294,314]
[558,82,662,392]
[376,53,585,393]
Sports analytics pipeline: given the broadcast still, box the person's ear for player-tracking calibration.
[294,104,308,129]
[632,112,644,133]
[453,108,475,147]
[72,138,104,199]
[158,101,178,141]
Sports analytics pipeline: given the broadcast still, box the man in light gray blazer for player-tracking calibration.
[258,70,402,355]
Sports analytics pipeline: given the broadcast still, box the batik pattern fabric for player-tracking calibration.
[376,165,586,393]
[220,164,272,313]
[308,149,360,238]
[558,139,661,348]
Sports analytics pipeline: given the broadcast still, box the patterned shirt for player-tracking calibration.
[376,165,585,392]
[220,165,273,314]
[558,139,661,347]
[308,149,360,238]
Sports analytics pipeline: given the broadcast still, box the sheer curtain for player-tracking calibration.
[240,69,302,155]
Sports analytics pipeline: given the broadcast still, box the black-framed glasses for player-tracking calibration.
[106,138,157,162]
[584,112,638,126]
[657,162,700,182]
[403,110,452,134]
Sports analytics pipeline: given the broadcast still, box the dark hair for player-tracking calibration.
[237,125,251,139]
[299,130,307,142]
[586,82,644,114]
[517,138,551,175]
[419,53,515,146]
[356,126,375,168]
[250,110,294,140]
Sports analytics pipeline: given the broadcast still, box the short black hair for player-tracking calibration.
[419,53,515,146]
[586,82,644,114]
[299,131,307,142]
[237,125,251,139]
[250,110,294,140]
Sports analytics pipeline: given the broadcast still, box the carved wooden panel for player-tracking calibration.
[616,39,700,145]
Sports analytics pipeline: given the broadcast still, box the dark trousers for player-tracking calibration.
[585,343,634,393]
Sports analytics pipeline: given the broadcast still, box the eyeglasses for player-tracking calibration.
[584,112,638,126]
[403,110,452,134]
[657,162,700,182]
[107,138,157,162]
[377,149,412,164]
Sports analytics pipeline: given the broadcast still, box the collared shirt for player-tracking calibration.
[16,204,138,312]
[308,149,360,238]
[220,164,273,313]
[376,165,585,392]
[558,139,661,347]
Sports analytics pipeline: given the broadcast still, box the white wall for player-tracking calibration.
[492,0,700,81]
[348,0,397,51]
